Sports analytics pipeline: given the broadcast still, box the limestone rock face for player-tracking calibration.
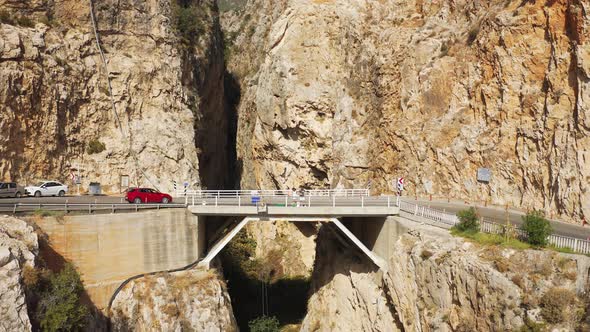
[227,0,590,222]
[110,269,237,332]
[246,220,317,278]
[0,216,39,332]
[302,223,590,331]
[0,0,228,193]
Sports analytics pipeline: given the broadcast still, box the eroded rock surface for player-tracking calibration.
[302,221,590,331]
[0,216,39,332]
[110,269,237,332]
[226,0,590,222]
[0,0,228,192]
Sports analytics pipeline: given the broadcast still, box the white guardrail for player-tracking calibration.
[175,189,370,198]
[396,199,590,255]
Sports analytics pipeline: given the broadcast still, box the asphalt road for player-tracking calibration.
[2,194,589,240]
[404,198,590,240]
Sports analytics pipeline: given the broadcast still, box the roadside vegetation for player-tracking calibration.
[451,208,555,251]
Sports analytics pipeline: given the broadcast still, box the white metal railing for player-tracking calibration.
[175,189,370,198]
[303,189,370,197]
[395,199,590,255]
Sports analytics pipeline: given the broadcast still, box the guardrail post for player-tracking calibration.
[88,204,92,214]
[414,205,418,215]
[238,196,241,207]
[135,204,138,212]
[65,200,68,213]
[333,196,336,207]
[215,196,218,207]
[285,196,288,207]
[192,195,195,206]
[361,196,364,208]
[13,203,17,214]
[157,204,160,210]
[387,196,390,208]
[185,196,188,205]
[112,204,115,214]
[308,196,311,207]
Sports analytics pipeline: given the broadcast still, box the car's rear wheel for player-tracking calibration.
[133,198,142,204]
[161,197,170,204]
[34,191,41,198]
[14,192,21,198]
[58,190,65,197]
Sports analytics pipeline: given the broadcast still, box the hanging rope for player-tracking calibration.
[88,0,160,190]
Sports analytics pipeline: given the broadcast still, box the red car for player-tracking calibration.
[125,188,173,204]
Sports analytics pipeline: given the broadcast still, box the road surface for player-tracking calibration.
[404,198,590,240]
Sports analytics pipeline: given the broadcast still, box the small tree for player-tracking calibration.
[522,210,552,247]
[248,316,280,332]
[455,207,480,233]
[36,264,88,332]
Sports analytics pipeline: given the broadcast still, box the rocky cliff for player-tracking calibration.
[110,268,237,332]
[0,215,39,332]
[302,221,590,331]
[0,0,229,192]
[225,0,590,223]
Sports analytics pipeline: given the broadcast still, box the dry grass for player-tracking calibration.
[22,265,40,289]
[511,274,526,290]
[540,288,584,324]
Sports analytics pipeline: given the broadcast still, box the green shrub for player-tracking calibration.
[36,264,88,332]
[522,210,552,247]
[249,316,280,332]
[16,15,34,27]
[86,139,106,154]
[172,2,207,46]
[454,207,480,233]
[0,10,14,24]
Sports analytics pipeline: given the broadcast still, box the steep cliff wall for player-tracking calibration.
[110,269,237,331]
[0,0,228,192]
[225,0,590,222]
[302,222,590,331]
[0,216,39,332]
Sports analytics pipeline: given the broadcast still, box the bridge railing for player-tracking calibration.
[185,195,397,208]
[176,189,370,198]
[395,199,590,255]
[303,189,370,197]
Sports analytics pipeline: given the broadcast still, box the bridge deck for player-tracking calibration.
[187,196,400,217]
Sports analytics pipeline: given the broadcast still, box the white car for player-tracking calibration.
[25,181,68,197]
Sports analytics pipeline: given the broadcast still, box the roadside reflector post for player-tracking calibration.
[185,196,188,205]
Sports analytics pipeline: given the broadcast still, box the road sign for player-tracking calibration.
[477,168,491,183]
[397,177,404,192]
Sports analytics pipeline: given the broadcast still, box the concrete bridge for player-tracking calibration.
[183,190,401,271]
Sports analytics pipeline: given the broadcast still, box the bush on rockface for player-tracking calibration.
[522,210,552,247]
[86,139,106,155]
[540,287,584,324]
[172,1,209,46]
[454,207,480,233]
[35,264,88,332]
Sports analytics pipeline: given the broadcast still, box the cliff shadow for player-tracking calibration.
[27,219,109,331]
[309,223,380,292]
